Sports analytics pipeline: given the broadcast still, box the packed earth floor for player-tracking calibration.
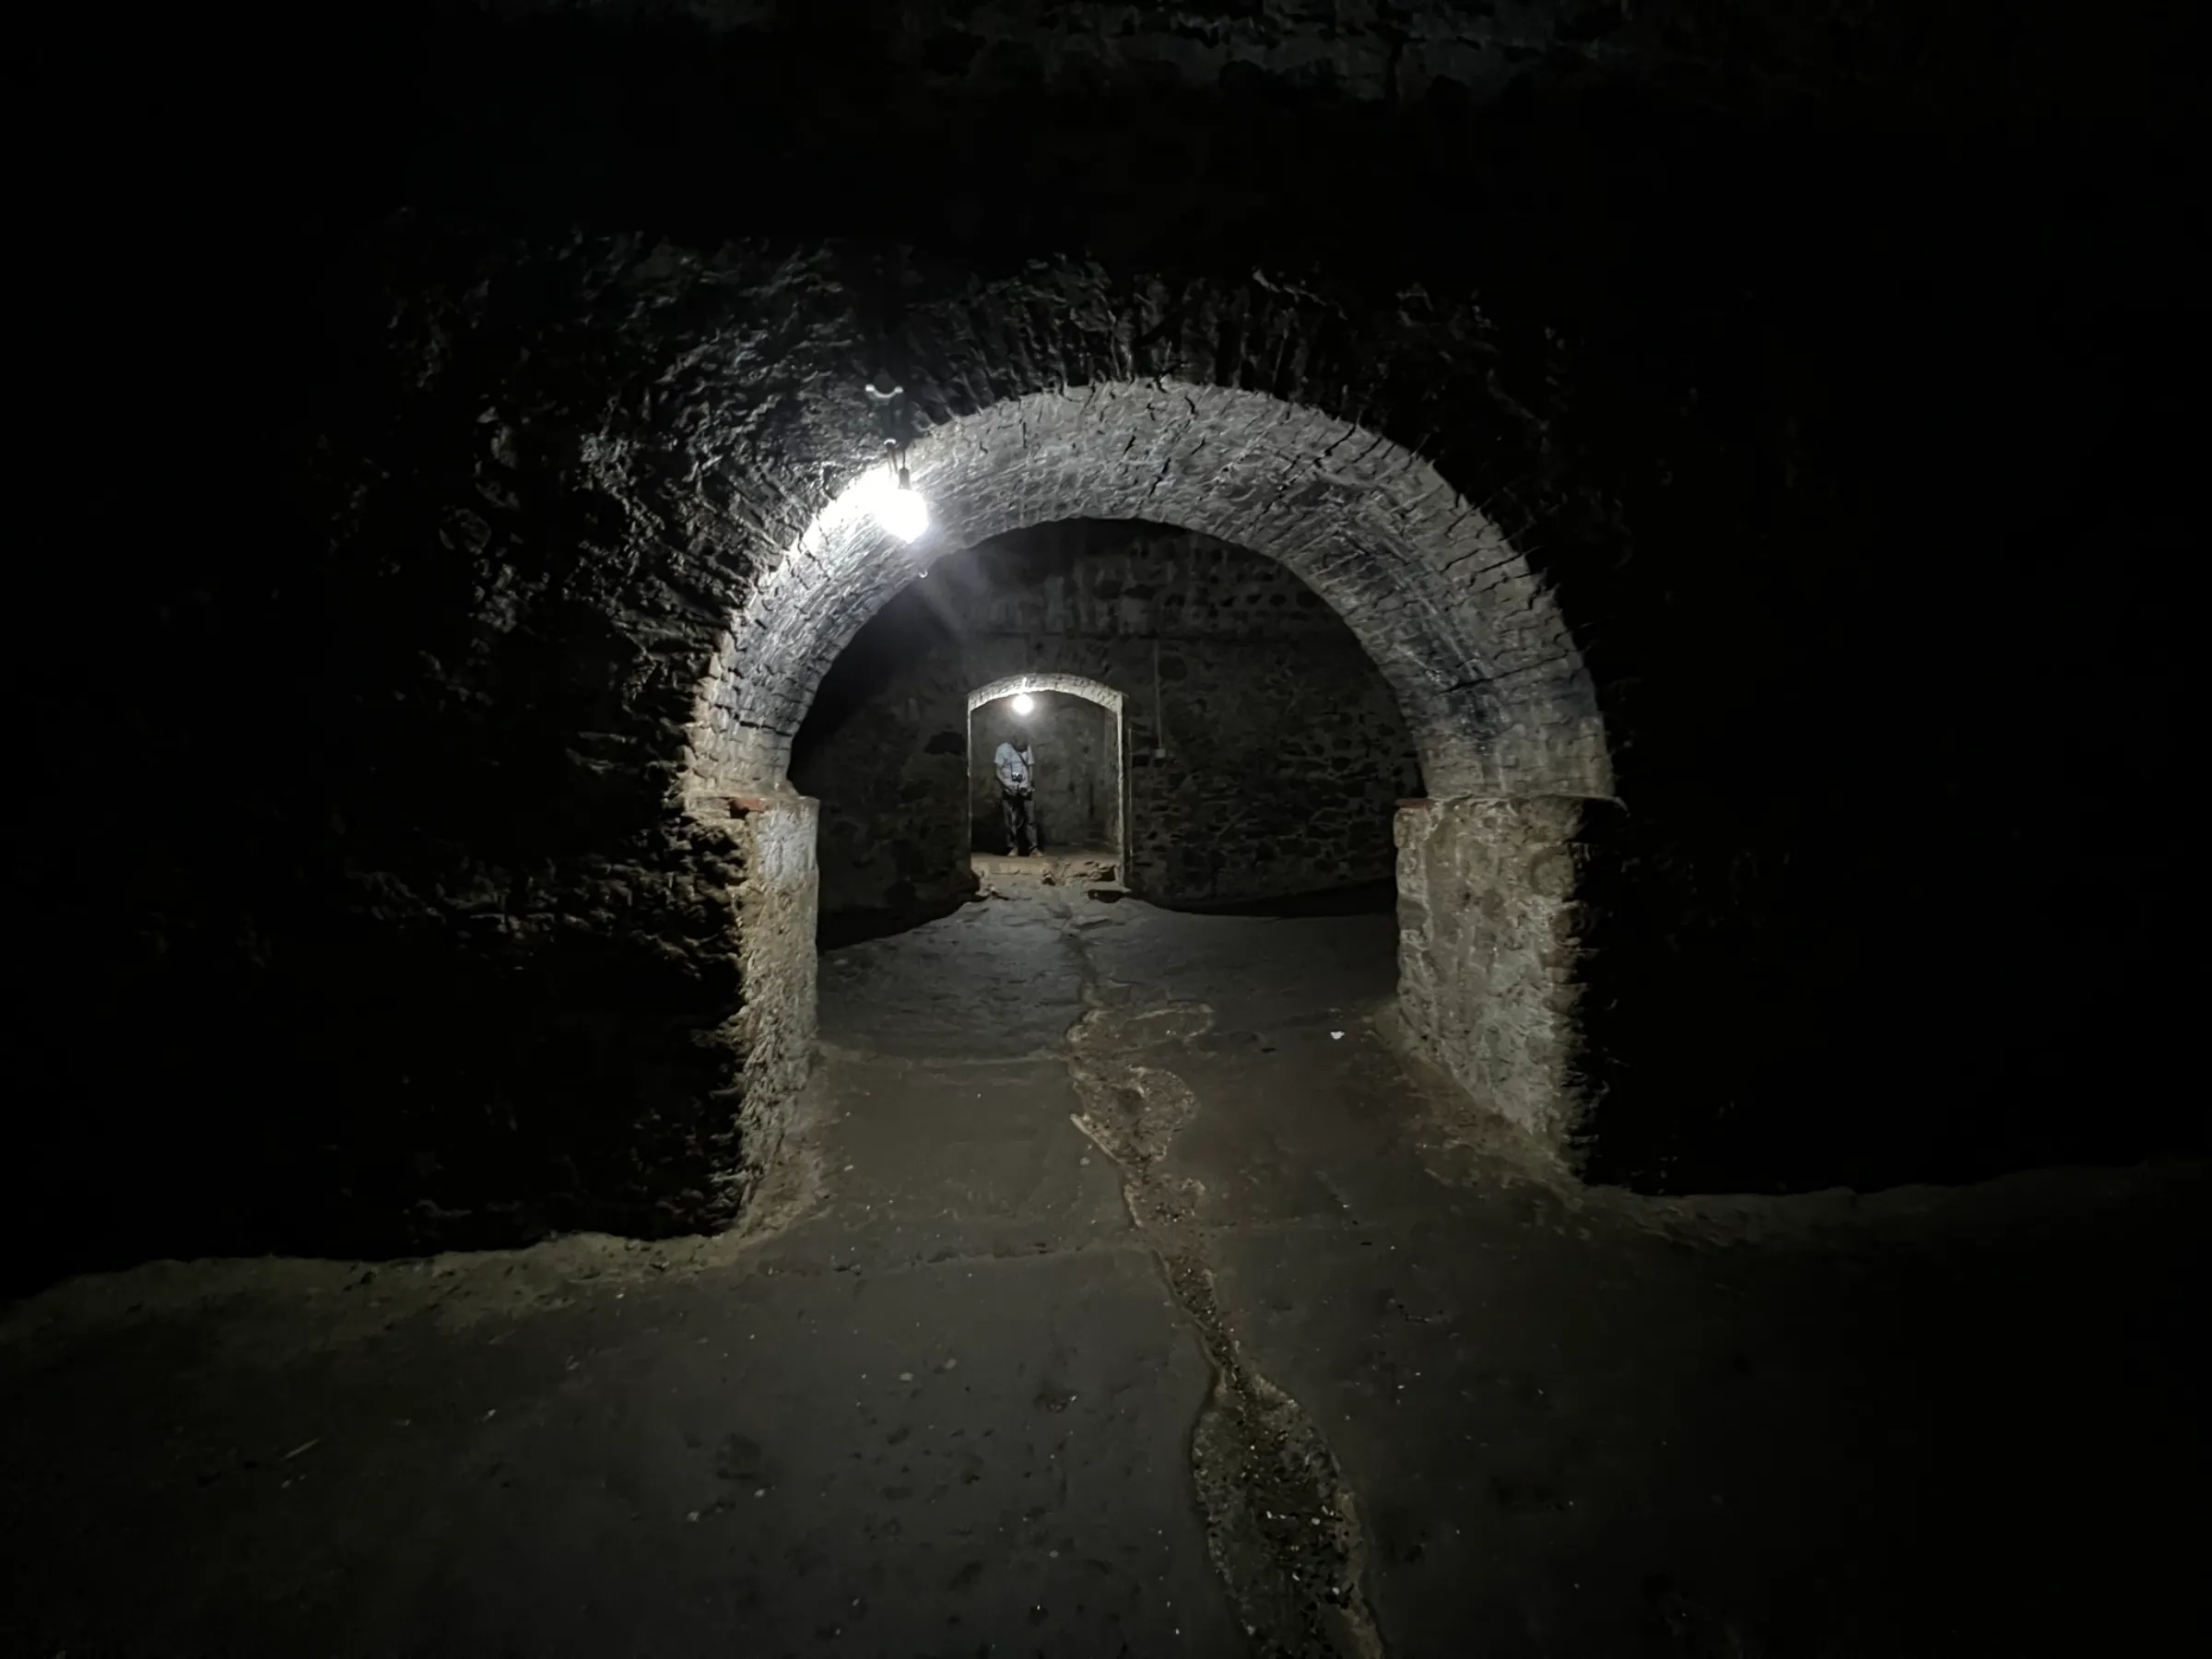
[5,893,2205,1657]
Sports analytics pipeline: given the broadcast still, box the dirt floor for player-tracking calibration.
[4,892,2206,1657]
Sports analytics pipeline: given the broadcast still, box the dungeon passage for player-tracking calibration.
[792,521,1425,918]
[7,8,2203,1655]
[18,0,2196,1275]
[690,377,1609,1215]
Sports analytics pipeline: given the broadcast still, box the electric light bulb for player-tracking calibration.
[875,473,929,543]
[1012,694,1035,716]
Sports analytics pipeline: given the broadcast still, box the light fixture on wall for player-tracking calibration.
[865,433,929,544]
[1012,693,1035,716]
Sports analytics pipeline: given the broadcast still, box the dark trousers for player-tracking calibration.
[1002,789,1036,854]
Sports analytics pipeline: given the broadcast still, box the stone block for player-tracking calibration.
[706,793,819,1198]
[1394,794,1613,1159]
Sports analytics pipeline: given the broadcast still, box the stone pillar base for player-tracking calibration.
[1394,794,1609,1157]
[693,792,819,1204]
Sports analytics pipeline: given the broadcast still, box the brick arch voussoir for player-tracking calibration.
[687,371,1606,805]
[967,673,1127,715]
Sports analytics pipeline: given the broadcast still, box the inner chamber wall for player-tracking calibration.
[790,521,1425,920]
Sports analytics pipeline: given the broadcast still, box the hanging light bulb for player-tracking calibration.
[878,462,929,543]
[869,437,929,543]
[1012,693,1035,716]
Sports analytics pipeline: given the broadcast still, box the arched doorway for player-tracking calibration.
[966,673,1127,889]
[693,382,1606,799]
[688,379,1614,1171]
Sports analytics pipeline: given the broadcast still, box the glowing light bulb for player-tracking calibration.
[869,462,928,543]
[1012,693,1035,716]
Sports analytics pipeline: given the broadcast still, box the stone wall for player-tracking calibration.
[15,0,2201,1283]
[1124,629,1417,906]
[719,794,819,1199]
[1395,796,1605,1154]
[791,641,973,921]
[791,523,1425,920]
[483,1,2201,127]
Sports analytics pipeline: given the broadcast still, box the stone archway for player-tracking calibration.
[688,378,1615,1165]
[966,672,1127,715]
[691,382,1607,801]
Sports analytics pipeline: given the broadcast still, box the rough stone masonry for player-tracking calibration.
[14,0,2197,1281]
[794,520,1426,920]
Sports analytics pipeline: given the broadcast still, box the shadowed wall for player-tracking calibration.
[11,0,2200,1285]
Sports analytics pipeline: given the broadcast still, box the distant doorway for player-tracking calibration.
[967,676,1125,890]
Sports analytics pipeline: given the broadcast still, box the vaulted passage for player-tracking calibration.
[692,382,1605,802]
[8,2,2205,1652]
[688,383,1612,1193]
[794,520,1421,918]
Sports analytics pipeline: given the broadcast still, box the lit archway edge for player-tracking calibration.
[688,380,1610,805]
[687,379,1615,1162]
[966,672,1126,717]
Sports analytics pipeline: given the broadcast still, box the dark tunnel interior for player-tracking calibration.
[6,4,2206,1653]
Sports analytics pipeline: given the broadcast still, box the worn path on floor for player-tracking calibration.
[4,893,2206,1656]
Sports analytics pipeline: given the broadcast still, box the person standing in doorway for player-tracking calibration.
[994,735,1038,855]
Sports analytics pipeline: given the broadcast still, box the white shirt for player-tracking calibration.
[994,741,1033,791]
